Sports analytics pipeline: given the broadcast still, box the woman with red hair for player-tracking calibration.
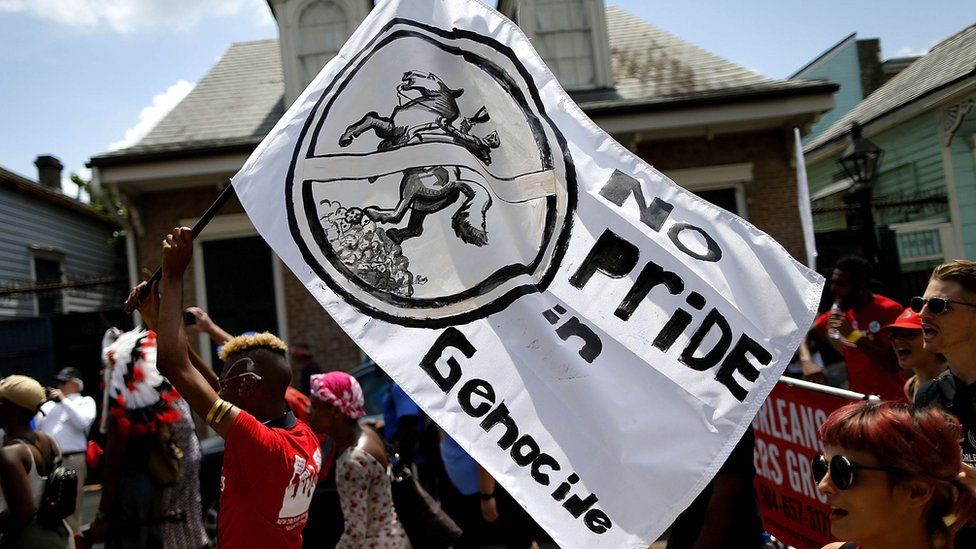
[815,400,976,548]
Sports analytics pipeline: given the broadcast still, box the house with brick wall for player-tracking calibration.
[88,0,837,374]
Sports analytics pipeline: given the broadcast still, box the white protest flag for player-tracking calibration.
[232,1,824,546]
[795,127,818,270]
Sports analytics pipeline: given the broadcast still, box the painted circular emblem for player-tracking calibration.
[285,21,575,327]
[868,320,881,333]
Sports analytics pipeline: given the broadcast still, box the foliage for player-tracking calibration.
[70,172,127,219]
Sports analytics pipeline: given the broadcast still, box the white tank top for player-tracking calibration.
[0,443,50,513]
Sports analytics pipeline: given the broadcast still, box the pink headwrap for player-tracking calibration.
[310,372,366,419]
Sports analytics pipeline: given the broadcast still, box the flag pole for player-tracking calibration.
[794,127,817,270]
[777,375,880,401]
[124,183,237,312]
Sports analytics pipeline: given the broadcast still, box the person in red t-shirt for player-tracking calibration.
[126,227,322,548]
[807,256,905,401]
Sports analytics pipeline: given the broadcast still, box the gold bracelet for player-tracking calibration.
[216,401,234,424]
[212,400,234,425]
[213,400,229,424]
[206,398,226,425]
[847,330,865,344]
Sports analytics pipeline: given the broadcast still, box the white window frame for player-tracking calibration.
[662,162,752,219]
[295,0,349,88]
[888,218,960,265]
[513,0,613,90]
[180,213,289,367]
[278,0,371,105]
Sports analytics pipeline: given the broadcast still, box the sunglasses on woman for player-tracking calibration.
[910,296,976,315]
[811,454,900,490]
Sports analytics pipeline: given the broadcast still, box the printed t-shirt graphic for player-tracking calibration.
[814,294,904,400]
[219,411,322,547]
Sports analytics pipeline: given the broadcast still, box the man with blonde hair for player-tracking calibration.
[126,227,321,549]
[912,259,976,548]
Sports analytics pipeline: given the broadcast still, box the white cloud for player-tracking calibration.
[893,40,938,58]
[0,0,273,33]
[109,80,194,151]
[894,46,926,57]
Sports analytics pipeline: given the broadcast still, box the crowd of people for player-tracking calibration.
[663,257,976,549]
[0,226,544,548]
[1,225,975,549]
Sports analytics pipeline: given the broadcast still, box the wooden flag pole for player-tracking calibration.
[124,183,237,313]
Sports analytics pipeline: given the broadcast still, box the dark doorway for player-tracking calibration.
[202,236,279,369]
[692,187,740,216]
[34,256,63,315]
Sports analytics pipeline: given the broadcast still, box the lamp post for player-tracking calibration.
[837,122,883,265]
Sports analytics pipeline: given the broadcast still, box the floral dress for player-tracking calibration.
[160,398,209,548]
[335,446,410,548]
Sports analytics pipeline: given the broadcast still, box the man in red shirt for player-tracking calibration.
[128,227,322,548]
[810,256,904,401]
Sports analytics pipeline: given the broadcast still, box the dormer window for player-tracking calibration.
[497,0,613,91]
[297,0,351,87]
[532,0,595,89]
[270,0,371,105]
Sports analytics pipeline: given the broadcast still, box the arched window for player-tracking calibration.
[532,0,596,89]
[297,0,350,87]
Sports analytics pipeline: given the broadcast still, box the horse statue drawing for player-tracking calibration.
[337,70,500,247]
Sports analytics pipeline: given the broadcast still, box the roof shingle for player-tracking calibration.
[0,166,117,225]
[805,23,976,152]
[94,39,284,161]
[92,7,834,163]
[606,6,771,99]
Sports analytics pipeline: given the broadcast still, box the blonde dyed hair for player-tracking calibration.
[218,332,288,361]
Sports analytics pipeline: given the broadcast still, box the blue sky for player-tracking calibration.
[1,0,972,196]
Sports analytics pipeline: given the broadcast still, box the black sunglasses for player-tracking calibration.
[910,296,976,315]
[811,454,900,490]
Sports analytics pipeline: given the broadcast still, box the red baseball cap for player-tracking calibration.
[882,307,922,333]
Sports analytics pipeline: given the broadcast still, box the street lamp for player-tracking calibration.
[837,122,883,264]
[838,122,883,188]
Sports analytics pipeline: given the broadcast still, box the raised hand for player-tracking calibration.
[162,227,193,279]
[123,280,162,329]
[827,310,854,338]
[124,280,149,315]
[183,306,213,334]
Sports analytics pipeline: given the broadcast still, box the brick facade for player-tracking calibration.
[637,129,807,263]
[281,272,362,369]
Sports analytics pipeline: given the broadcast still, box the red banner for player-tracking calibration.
[752,382,857,549]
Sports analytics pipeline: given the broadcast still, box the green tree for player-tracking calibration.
[70,171,127,219]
